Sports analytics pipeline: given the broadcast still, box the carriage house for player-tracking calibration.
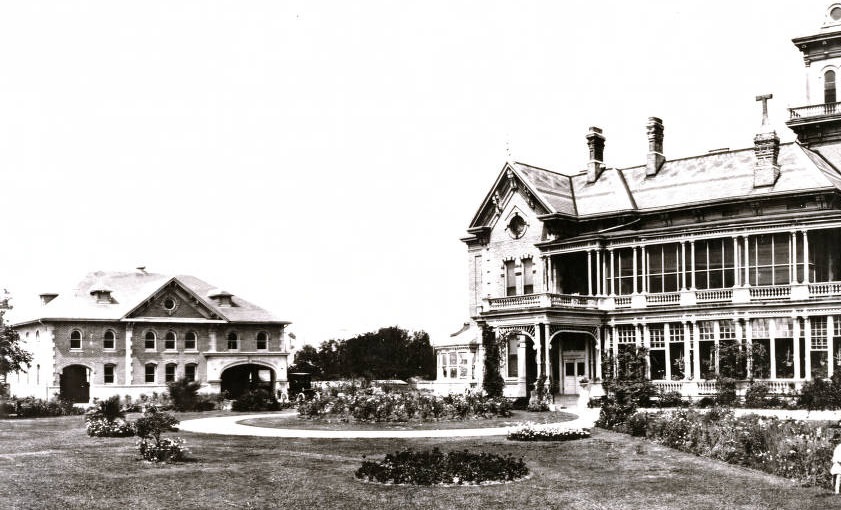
[7,270,291,404]
[433,4,841,401]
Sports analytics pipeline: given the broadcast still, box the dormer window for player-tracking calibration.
[826,70,837,104]
[208,289,234,307]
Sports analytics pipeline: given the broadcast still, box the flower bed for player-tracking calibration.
[618,408,838,489]
[355,448,528,485]
[297,384,511,422]
[86,417,136,438]
[507,422,591,442]
[2,397,85,418]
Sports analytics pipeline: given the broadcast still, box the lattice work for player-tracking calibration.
[497,325,535,339]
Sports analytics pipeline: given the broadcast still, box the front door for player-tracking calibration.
[60,365,90,403]
[562,358,586,395]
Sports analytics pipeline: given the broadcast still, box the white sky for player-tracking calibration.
[0,1,831,346]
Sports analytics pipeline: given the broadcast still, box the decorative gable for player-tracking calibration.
[469,163,553,231]
[125,279,222,320]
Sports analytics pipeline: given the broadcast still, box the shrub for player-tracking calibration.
[657,391,688,408]
[355,448,528,485]
[744,381,771,409]
[86,396,125,422]
[8,396,85,418]
[232,389,282,412]
[527,375,549,412]
[715,377,738,406]
[797,377,839,411]
[507,423,590,441]
[167,378,203,412]
[135,407,186,463]
[595,397,637,431]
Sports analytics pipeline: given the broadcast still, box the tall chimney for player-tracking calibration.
[646,117,665,176]
[586,126,605,183]
[754,94,780,187]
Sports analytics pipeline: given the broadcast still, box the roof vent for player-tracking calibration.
[207,289,234,307]
[89,279,114,304]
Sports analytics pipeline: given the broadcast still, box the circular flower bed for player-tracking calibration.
[355,448,528,485]
[507,422,591,442]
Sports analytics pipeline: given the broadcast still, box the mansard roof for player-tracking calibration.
[469,140,841,229]
[13,271,289,326]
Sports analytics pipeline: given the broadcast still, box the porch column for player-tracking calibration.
[743,235,750,287]
[543,324,551,387]
[534,323,543,379]
[790,231,797,284]
[595,326,603,380]
[732,236,740,287]
[602,250,608,297]
[641,245,648,293]
[587,250,593,296]
[745,318,753,378]
[124,324,134,385]
[517,337,527,390]
[802,230,810,284]
[595,250,602,296]
[642,324,651,379]
[713,320,720,376]
[829,315,836,379]
[681,241,687,291]
[683,322,692,379]
[609,248,615,296]
[794,318,802,379]
[664,323,672,381]
[632,246,638,294]
[805,317,812,380]
[692,321,701,381]
[770,319,777,380]
[690,240,697,290]
[544,256,551,293]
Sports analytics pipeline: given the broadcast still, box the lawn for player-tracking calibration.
[1,413,839,510]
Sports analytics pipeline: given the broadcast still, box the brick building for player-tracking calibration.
[8,270,291,403]
[433,4,841,401]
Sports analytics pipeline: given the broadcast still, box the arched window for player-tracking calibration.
[256,332,268,350]
[826,70,837,104]
[145,363,157,383]
[165,363,177,382]
[227,332,239,350]
[70,330,82,350]
[144,331,156,350]
[164,331,176,350]
[103,330,116,350]
[185,331,197,350]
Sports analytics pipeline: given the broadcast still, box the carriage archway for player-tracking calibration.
[220,363,276,399]
[60,365,90,403]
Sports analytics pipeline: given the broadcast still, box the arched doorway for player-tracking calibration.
[60,365,90,403]
[220,364,275,399]
[550,332,594,395]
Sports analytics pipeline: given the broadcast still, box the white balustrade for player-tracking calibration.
[749,285,790,300]
[696,288,732,303]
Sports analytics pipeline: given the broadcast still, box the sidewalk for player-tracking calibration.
[178,407,601,439]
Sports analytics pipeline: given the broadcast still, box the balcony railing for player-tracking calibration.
[481,281,841,314]
[789,102,841,120]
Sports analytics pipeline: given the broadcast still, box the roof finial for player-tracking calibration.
[756,93,773,128]
[505,136,511,160]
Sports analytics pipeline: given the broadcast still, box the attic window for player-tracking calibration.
[163,298,176,311]
[507,214,528,239]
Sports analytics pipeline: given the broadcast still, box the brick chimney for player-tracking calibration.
[646,117,665,177]
[586,126,605,183]
[754,94,780,187]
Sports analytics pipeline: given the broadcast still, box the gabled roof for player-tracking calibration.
[13,271,289,326]
[468,140,841,229]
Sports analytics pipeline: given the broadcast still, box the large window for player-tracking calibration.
[144,331,156,350]
[504,260,517,296]
[185,363,197,382]
[610,248,637,295]
[649,326,666,380]
[748,233,791,286]
[647,243,681,293]
[523,258,534,295]
[70,330,82,350]
[185,331,197,350]
[165,363,177,383]
[257,332,268,350]
[827,69,837,104]
[164,331,176,351]
[693,238,736,289]
[145,363,156,383]
[103,364,115,384]
[227,332,239,350]
[440,351,469,379]
[103,330,116,350]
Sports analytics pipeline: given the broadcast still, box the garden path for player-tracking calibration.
[178,407,601,438]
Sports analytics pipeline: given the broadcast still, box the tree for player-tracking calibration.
[288,344,322,377]
[0,314,32,387]
[481,325,504,398]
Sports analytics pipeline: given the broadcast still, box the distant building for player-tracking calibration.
[434,4,841,401]
[8,270,291,403]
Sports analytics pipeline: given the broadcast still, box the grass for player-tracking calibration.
[1,413,840,509]
[239,409,577,431]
